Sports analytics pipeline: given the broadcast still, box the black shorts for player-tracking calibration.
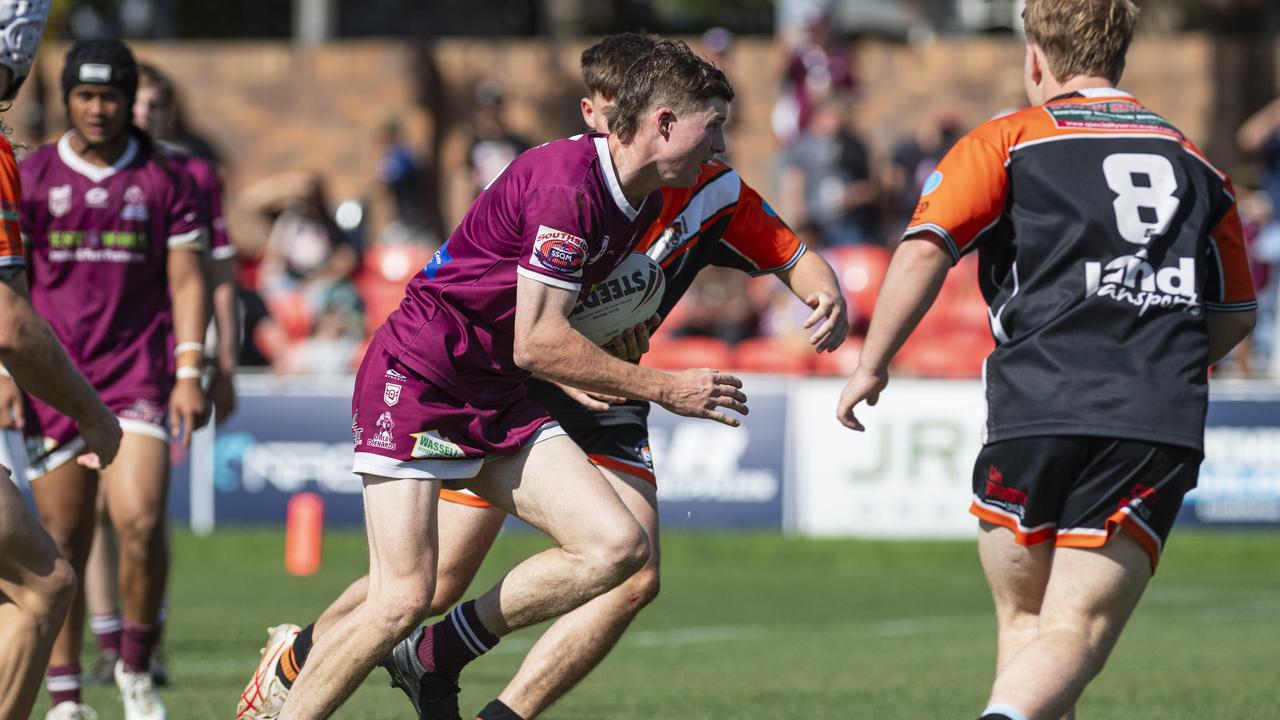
[970,436,1202,570]
[526,379,655,483]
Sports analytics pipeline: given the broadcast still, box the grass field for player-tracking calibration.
[34,528,1280,719]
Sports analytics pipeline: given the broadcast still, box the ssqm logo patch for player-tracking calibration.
[532,226,587,276]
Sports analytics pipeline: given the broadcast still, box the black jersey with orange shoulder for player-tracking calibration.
[906,89,1255,451]
[526,160,806,463]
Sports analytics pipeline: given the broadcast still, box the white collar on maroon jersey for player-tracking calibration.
[57,131,140,184]
[1076,87,1133,99]
[594,135,643,220]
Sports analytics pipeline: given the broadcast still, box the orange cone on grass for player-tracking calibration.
[285,492,324,576]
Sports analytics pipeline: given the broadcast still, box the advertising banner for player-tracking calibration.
[789,379,985,538]
[172,375,789,530]
[1185,383,1280,527]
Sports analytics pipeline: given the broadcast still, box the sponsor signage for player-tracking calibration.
[790,379,984,538]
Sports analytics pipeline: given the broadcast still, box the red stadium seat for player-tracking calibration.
[730,337,814,374]
[823,245,892,323]
[265,291,313,340]
[641,336,733,371]
[812,337,864,376]
[356,244,434,333]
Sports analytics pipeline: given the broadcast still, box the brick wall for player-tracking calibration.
[13,35,1237,251]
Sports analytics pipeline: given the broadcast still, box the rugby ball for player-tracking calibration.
[569,252,666,346]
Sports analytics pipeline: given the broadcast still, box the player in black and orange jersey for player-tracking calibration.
[0,6,124,719]
[837,2,1256,719]
[235,33,846,720]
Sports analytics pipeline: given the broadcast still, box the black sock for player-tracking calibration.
[981,715,1015,720]
[292,623,316,666]
[477,699,524,720]
[274,623,316,688]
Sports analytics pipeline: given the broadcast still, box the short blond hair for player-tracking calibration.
[1023,0,1139,85]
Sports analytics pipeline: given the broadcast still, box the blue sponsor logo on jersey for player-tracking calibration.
[922,171,944,196]
[423,240,452,280]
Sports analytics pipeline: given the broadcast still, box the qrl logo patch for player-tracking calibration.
[531,226,587,276]
[383,383,402,406]
[49,185,72,218]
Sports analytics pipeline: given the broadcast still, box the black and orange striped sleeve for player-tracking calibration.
[1204,180,1257,313]
[903,126,1011,263]
[718,180,804,276]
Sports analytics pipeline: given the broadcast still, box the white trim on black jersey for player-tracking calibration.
[57,132,139,184]
[594,136,643,220]
[902,222,962,263]
[1008,132,1227,182]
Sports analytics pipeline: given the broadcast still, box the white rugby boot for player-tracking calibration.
[45,702,98,720]
[115,659,166,720]
[236,623,300,720]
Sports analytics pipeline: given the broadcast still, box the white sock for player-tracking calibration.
[981,704,1028,720]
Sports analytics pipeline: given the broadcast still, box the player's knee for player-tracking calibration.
[588,522,651,588]
[29,557,76,620]
[369,582,435,636]
[114,512,165,555]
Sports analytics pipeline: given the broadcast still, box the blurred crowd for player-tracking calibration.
[131,17,1280,380]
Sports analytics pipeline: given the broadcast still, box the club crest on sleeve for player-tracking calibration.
[531,225,587,276]
[922,171,944,196]
[49,185,72,217]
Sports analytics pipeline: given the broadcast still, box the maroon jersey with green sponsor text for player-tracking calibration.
[20,131,207,406]
[376,133,661,405]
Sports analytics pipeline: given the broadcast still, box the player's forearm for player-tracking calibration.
[0,276,107,422]
[169,251,209,364]
[777,249,840,305]
[857,236,951,374]
[516,325,673,404]
[211,259,240,373]
[1207,311,1256,366]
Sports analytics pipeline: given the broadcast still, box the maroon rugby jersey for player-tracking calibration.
[158,142,232,260]
[376,133,661,405]
[20,131,206,401]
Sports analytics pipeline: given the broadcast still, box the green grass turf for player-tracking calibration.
[35,528,1280,719]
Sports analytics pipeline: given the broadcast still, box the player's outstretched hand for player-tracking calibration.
[553,381,627,412]
[76,402,123,469]
[837,366,888,431]
[803,291,849,353]
[0,375,23,430]
[169,378,207,448]
[208,368,237,426]
[660,368,748,427]
[606,314,660,361]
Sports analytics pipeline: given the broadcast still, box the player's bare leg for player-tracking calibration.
[466,436,649,635]
[278,474,442,719]
[311,500,505,638]
[238,498,504,720]
[98,432,171,717]
[493,466,660,719]
[0,468,77,719]
[981,528,1151,720]
[101,434,169,645]
[84,487,123,683]
[382,435,649,716]
[31,459,99,710]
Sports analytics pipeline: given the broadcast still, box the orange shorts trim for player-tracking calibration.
[969,499,1057,545]
[439,487,493,508]
[438,453,656,509]
[1056,506,1161,572]
[588,453,656,485]
[973,499,1161,572]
